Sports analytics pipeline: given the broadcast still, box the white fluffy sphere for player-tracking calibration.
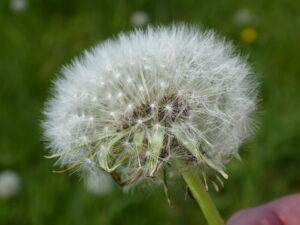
[0,170,21,199]
[43,25,257,187]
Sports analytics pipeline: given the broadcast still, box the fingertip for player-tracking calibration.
[227,194,300,225]
[266,194,300,224]
[227,205,282,225]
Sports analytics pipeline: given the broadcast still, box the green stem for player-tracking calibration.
[176,160,224,225]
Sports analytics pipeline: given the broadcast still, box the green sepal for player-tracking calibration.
[172,124,228,179]
[147,125,165,176]
[132,130,145,167]
[98,129,131,172]
[45,133,117,159]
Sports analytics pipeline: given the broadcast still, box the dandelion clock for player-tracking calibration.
[42,25,257,225]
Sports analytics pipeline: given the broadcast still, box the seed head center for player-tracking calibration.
[118,94,190,130]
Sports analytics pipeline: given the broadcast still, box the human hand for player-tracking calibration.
[227,194,300,225]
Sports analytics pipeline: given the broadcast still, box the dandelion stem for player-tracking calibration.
[176,160,224,225]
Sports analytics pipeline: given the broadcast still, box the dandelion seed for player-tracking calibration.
[165,105,172,112]
[117,92,123,98]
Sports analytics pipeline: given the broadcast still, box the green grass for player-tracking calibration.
[1,0,300,224]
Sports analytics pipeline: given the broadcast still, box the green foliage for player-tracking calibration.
[0,0,299,224]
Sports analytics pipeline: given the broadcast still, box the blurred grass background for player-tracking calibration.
[0,0,300,224]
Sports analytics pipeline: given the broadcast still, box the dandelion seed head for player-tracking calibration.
[234,8,253,25]
[130,11,149,27]
[43,24,257,188]
[0,171,21,199]
[10,0,27,13]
